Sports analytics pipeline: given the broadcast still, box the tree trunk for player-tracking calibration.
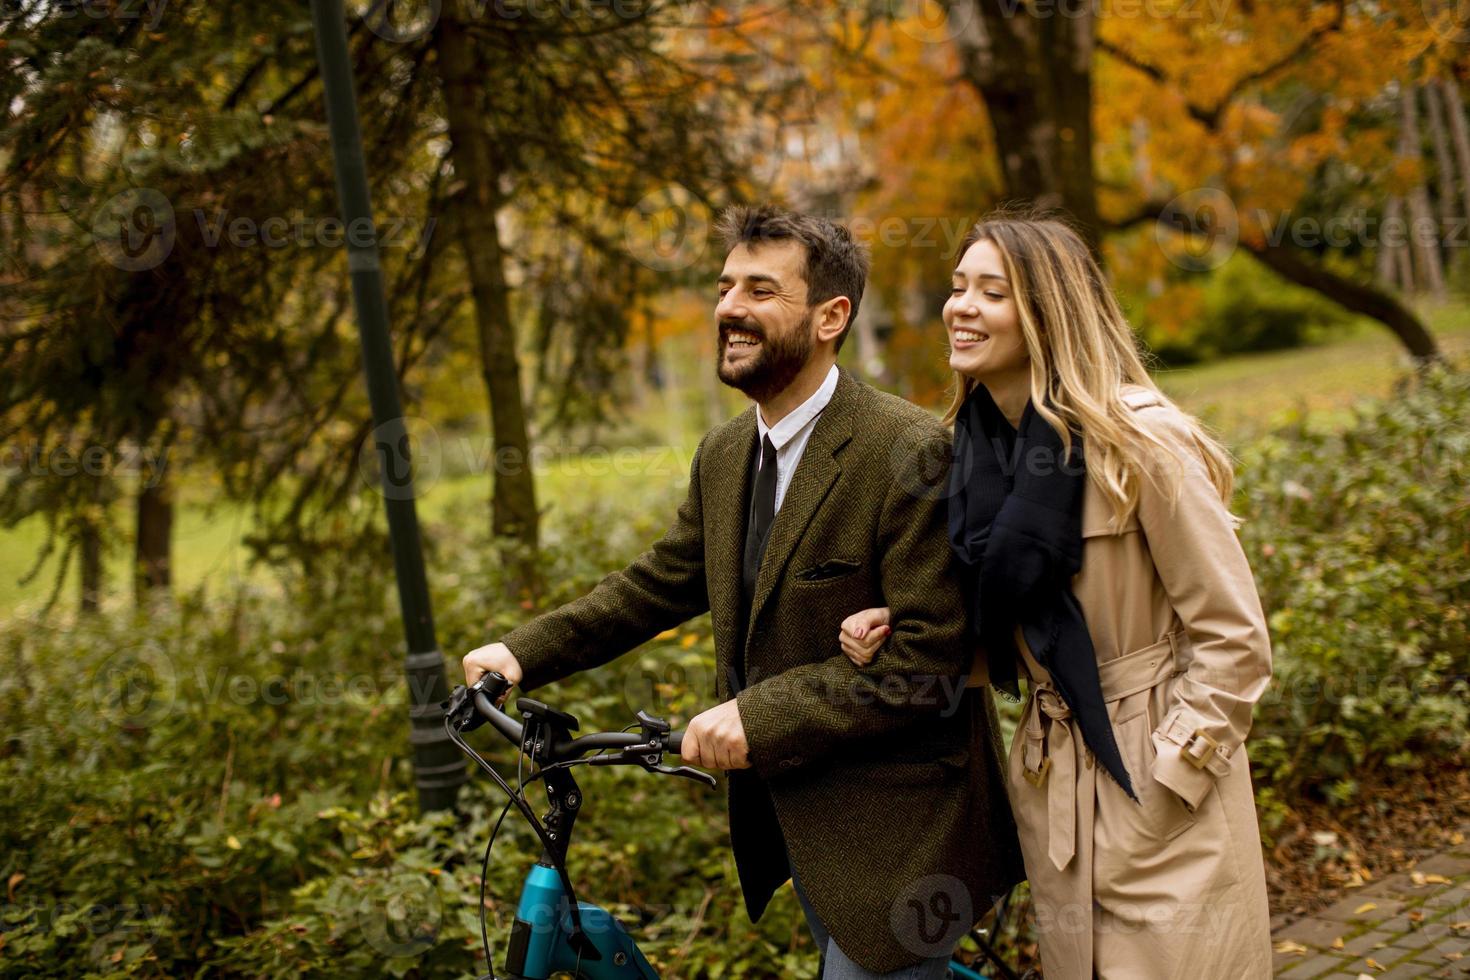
[1375,198,1411,290]
[434,2,540,592]
[948,0,1103,257]
[1424,82,1459,228]
[134,474,172,605]
[79,519,102,614]
[1440,79,1470,226]
[1399,84,1446,297]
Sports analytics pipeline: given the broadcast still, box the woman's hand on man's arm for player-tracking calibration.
[838,606,891,666]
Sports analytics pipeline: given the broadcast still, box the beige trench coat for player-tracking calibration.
[973,386,1273,979]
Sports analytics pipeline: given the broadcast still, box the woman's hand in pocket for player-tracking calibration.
[839,607,891,666]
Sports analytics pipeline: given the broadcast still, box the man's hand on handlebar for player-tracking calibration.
[681,699,750,771]
[462,642,523,702]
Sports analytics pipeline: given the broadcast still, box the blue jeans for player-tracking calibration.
[789,859,955,980]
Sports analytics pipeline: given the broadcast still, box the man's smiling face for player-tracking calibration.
[714,240,815,403]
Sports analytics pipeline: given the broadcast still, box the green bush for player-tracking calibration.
[0,499,818,978]
[1238,362,1470,808]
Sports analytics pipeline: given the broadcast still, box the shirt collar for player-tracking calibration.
[757,363,840,451]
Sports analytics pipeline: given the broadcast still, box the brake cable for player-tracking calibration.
[447,715,645,975]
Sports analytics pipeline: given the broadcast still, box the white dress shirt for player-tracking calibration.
[755,364,839,514]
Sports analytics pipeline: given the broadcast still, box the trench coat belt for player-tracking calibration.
[1020,629,1185,872]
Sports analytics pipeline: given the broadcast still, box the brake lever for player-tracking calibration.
[651,763,718,788]
[584,735,718,788]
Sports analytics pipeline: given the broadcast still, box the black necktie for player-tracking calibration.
[753,434,778,541]
[742,434,779,599]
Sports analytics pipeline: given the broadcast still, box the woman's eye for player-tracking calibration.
[985,292,1006,301]
[950,287,965,296]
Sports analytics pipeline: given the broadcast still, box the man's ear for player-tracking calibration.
[814,296,851,345]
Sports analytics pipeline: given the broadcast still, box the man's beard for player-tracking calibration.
[716,311,814,404]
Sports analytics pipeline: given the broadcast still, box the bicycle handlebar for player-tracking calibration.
[453,673,687,765]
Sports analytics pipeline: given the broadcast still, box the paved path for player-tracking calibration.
[1272,824,1470,978]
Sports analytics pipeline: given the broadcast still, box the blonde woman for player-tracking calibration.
[839,210,1273,978]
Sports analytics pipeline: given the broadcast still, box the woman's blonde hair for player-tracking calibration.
[942,207,1235,526]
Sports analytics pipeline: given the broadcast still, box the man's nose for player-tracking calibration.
[715,289,746,321]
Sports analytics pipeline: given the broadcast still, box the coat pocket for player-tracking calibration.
[1117,709,1197,842]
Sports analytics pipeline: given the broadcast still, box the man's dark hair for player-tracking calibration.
[714,204,870,351]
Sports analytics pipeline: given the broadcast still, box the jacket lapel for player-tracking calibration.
[707,405,758,669]
[745,370,856,640]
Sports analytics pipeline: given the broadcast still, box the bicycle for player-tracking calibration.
[443,671,1024,979]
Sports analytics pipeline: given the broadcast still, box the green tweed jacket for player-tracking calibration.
[504,368,1025,973]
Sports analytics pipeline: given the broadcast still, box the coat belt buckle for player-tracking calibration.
[1023,756,1051,787]
[1183,727,1221,770]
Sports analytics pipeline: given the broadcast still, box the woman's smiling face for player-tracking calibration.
[943,239,1030,383]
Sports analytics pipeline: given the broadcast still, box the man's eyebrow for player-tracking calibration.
[717,273,784,288]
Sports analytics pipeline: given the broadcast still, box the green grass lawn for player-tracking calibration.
[3,304,1465,619]
[1156,304,1470,438]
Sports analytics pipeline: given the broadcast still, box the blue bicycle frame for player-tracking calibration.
[504,859,993,980]
[504,864,657,979]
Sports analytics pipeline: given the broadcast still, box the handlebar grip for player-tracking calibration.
[666,731,683,756]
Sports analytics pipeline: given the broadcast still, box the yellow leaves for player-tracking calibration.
[1273,939,1310,955]
[1354,901,1378,915]
[1409,870,1452,886]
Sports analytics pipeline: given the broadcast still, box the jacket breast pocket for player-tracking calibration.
[793,557,862,583]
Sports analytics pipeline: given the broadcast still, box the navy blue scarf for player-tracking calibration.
[946,384,1137,801]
